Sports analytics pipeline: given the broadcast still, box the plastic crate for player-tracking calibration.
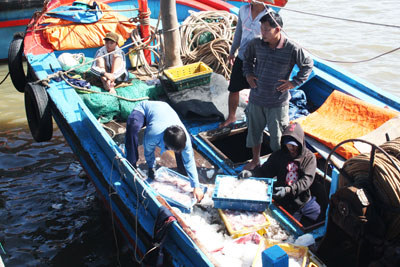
[212,175,274,212]
[252,238,309,267]
[163,62,212,91]
[218,209,270,239]
[149,167,207,213]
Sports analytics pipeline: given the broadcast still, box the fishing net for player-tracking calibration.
[63,56,163,123]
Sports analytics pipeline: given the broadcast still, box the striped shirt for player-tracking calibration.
[243,37,313,108]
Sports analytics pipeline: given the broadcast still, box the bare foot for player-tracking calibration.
[243,160,260,171]
[219,116,236,128]
[109,88,117,94]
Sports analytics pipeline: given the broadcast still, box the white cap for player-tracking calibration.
[285,140,298,146]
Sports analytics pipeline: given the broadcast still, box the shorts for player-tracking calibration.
[228,57,250,92]
[245,102,289,151]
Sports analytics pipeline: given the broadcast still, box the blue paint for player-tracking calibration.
[269,204,304,236]
[262,245,289,267]
[0,241,5,255]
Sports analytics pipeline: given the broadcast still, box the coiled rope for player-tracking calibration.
[335,137,400,241]
[129,26,162,77]
[126,10,162,77]
[180,11,237,79]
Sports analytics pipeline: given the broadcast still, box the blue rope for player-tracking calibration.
[0,242,5,255]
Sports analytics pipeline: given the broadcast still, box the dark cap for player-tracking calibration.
[104,32,119,43]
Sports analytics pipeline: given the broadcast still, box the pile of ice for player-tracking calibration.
[174,191,294,267]
[217,177,268,201]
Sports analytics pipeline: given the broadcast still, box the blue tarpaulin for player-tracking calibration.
[289,89,310,120]
[47,1,103,23]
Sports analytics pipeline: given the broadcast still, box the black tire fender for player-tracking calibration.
[24,82,53,142]
[8,32,27,92]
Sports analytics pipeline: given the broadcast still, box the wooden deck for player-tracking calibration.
[103,119,219,188]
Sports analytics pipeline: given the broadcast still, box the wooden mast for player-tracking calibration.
[160,0,183,68]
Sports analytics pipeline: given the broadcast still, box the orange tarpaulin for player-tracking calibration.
[41,2,136,50]
[295,90,399,159]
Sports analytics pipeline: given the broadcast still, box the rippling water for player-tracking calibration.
[0,69,135,264]
[280,0,400,94]
[0,0,399,266]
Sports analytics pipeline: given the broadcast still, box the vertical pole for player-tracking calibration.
[138,0,151,64]
[160,0,183,68]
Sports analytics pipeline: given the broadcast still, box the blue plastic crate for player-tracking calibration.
[149,167,208,213]
[212,175,274,212]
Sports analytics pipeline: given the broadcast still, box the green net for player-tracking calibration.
[64,56,164,123]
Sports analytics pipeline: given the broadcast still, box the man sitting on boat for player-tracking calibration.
[239,122,321,223]
[90,32,129,94]
[125,101,205,202]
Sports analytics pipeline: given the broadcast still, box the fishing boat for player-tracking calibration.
[9,0,400,266]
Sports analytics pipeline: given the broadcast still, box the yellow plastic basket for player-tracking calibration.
[218,209,270,239]
[252,238,309,267]
[163,62,213,91]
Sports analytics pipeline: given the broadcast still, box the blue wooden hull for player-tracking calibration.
[0,7,41,60]
[20,0,400,265]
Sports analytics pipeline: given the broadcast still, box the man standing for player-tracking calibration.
[220,0,268,128]
[243,11,313,170]
[239,122,320,222]
[125,101,204,202]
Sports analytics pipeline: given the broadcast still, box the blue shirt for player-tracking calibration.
[134,101,200,188]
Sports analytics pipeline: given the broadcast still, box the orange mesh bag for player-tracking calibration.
[295,90,399,159]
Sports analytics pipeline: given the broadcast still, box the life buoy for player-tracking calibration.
[24,82,53,142]
[8,32,27,92]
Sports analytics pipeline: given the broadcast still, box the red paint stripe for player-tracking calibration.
[195,0,234,11]
[0,19,31,28]
[177,0,217,11]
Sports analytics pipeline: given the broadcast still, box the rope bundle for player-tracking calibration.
[128,25,162,77]
[180,11,237,79]
[339,137,400,240]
